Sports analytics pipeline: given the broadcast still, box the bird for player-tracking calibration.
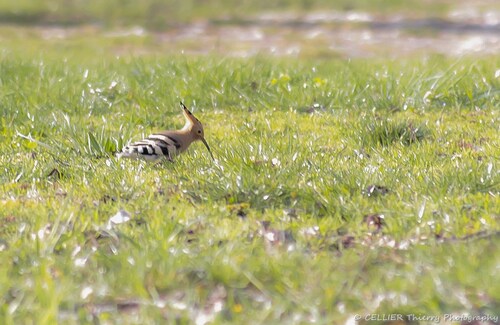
[118,102,214,162]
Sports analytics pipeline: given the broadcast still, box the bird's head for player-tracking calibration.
[180,102,214,160]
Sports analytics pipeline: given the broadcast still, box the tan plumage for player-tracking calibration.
[118,102,214,161]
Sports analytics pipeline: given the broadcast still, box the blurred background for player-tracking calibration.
[0,0,499,58]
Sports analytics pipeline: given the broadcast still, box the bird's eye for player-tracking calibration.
[198,130,202,134]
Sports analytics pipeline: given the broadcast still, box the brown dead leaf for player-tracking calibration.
[363,214,385,232]
[341,235,356,249]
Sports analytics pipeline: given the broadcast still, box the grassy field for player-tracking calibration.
[1,49,499,323]
[1,1,500,323]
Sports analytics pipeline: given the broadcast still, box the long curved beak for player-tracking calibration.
[201,137,215,160]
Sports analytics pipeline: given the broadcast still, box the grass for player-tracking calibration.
[0,0,454,29]
[0,33,499,324]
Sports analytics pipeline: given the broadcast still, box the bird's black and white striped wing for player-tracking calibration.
[118,133,181,161]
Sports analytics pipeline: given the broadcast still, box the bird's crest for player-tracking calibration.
[180,101,201,127]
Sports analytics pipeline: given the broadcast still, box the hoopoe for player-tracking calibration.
[118,102,214,161]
